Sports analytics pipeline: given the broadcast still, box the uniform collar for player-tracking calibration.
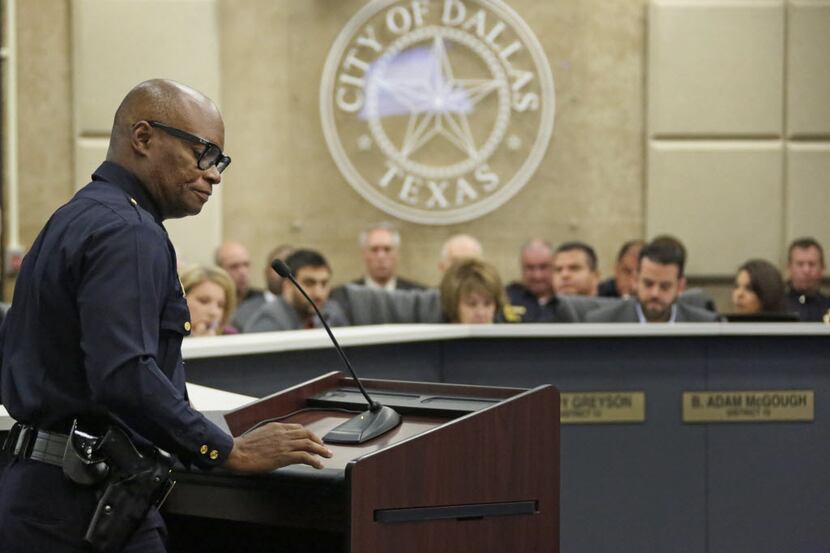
[786,285,824,301]
[512,281,554,306]
[91,161,164,225]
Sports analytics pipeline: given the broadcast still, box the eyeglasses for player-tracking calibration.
[147,121,231,173]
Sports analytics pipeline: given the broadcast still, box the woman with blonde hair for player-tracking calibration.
[440,258,506,324]
[180,264,237,336]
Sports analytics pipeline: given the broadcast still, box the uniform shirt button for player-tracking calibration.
[209,450,219,460]
[200,445,208,455]
[799,295,806,304]
[130,197,138,206]
[184,321,192,332]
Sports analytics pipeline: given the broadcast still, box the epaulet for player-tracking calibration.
[126,195,144,221]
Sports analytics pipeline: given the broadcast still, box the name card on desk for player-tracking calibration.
[682,390,814,423]
[560,392,646,424]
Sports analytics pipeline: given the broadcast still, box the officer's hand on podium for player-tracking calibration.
[224,422,334,472]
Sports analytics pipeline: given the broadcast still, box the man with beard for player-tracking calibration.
[586,237,718,323]
[243,249,348,331]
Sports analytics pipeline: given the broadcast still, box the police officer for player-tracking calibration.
[784,237,830,322]
[0,79,332,552]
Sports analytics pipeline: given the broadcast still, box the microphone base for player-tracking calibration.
[323,405,402,445]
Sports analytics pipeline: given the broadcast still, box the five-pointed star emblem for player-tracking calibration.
[370,33,502,160]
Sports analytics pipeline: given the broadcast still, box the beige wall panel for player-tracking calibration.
[647,142,784,275]
[166,193,224,268]
[75,138,108,190]
[787,0,830,137]
[71,0,223,266]
[14,0,74,247]
[786,144,830,245]
[218,0,647,289]
[12,0,648,291]
[648,0,784,137]
[73,0,220,135]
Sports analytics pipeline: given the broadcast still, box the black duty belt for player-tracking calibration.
[3,423,67,467]
[4,421,178,553]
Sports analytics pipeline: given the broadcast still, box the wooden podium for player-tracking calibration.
[164,372,559,553]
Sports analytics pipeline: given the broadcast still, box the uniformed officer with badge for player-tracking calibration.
[784,238,830,322]
[0,79,332,552]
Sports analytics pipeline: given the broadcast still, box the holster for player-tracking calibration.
[62,421,175,553]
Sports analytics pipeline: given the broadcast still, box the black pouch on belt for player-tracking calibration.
[62,420,110,486]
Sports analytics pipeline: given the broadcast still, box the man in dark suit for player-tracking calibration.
[552,241,600,297]
[598,239,644,298]
[352,222,424,291]
[586,237,718,323]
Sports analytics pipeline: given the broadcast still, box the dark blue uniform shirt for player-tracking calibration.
[505,282,568,322]
[785,287,830,322]
[0,161,232,469]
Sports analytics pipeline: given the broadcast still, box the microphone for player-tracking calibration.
[272,259,401,444]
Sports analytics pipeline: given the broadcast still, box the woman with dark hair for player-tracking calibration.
[731,259,787,314]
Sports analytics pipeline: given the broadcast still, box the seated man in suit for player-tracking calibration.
[216,240,267,329]
[353,222,424,290]
[231,244,294,329]
[586,237,719,323]
[437,234,483,273]
[552,241,600,297]
[243,249,348,332]
[598,239,644,298]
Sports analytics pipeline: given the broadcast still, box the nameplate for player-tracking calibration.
[682,390,814,423]
[560,392,646,424]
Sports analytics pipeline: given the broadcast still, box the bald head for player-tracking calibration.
[215,241,252,299]
[108,79,221,160]
[521,238,554,259]
[105,79,226,220]
[439,234,483,272]
[520,239,555,299]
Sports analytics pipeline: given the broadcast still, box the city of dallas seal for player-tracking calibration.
[320,0,555,224]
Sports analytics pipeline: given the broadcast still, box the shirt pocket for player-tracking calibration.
[157,297,191,377]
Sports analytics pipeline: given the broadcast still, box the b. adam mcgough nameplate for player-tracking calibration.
[682,390,814,423]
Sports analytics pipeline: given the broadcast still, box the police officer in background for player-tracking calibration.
[0,79,332,552]
[784,237,830,322]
